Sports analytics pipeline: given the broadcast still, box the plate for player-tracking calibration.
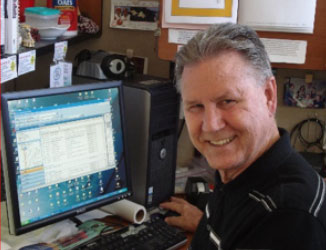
[37,24,70,40]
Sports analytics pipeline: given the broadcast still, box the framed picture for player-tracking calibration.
[283,77,326,108]
[110,0,159,30]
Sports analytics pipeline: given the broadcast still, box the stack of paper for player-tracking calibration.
[237,0,317,34]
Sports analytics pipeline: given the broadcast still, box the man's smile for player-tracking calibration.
[205,136,236,146]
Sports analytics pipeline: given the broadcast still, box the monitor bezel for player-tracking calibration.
[1,81,133,235]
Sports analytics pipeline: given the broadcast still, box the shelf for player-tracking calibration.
[2,0,103,58]
[0,33,101,84]
[1,0,103,85]
[1,33,100,58]
[34,33,101,56]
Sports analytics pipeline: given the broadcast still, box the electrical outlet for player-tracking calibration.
[131,56,148,74]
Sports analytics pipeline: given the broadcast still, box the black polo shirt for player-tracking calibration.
[190,129,326,250]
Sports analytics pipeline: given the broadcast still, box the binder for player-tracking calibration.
[5,0,19,54]
[1,0,5,54]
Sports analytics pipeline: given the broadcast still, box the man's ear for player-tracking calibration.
[264,76,278,116]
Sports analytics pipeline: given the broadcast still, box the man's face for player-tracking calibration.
[181,51,277,180]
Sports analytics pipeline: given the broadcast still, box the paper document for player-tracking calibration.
[1,56,17,83]
[168,29,200,45]
[179,0,225,9]
[18,50,36,76]
[238,0,317,34]
[110,0,159,31]
[261,38,307,64]
[164,0,238,25]
[161,5,209,30]
[76,209,109,222]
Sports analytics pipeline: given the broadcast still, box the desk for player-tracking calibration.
[1,202,54,249]
[1,201,192,249]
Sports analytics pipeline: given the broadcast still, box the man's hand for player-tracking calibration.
[160,196,203,233]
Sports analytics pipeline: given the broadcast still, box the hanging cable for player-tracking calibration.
[290,118,325,151]
[290,118,326,177]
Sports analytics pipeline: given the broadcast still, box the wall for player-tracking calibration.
[275,68,326,153]
[276,69,326,129]
[67,0,170,78]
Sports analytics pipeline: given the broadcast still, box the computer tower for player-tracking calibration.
[123,76,180,208]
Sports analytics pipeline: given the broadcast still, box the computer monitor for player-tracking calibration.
[1,81,132,235]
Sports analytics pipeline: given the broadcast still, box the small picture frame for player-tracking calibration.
[283,77,326,109]
[110,0,159,31]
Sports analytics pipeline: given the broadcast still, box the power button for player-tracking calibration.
[160,148,167,159]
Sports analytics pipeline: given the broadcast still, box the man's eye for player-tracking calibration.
[187,104,203,112]
[220,99,236,107]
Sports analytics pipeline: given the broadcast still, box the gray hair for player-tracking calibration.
[175,23,273,89]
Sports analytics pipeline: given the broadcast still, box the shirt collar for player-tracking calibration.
[214,128,293,192]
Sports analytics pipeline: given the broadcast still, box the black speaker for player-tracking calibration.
[123,76,180,208]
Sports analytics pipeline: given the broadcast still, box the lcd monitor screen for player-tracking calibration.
[1,81,132,235]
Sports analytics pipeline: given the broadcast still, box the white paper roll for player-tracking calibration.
[100,199,147,224]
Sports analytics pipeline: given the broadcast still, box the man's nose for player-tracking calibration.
[202,107,225,132]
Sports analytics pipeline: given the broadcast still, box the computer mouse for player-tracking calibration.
[163,209,180,218]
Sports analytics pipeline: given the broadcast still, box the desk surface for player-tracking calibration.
[1,201,192,249]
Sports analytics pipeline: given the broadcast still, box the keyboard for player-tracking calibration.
[76,214,187,250]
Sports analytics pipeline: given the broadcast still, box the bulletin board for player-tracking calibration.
[158,0,326,71]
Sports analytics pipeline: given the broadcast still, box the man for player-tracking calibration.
[160,23,326,250]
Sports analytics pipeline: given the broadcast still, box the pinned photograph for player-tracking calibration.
[283,77,326,109]
[110,0,159,30]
